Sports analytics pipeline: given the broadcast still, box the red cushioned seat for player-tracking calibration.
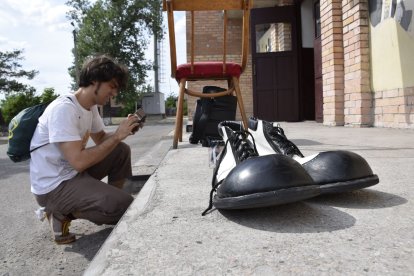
[175,62,242,81]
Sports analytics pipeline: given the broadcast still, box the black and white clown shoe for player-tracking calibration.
[247,117,379,195]
[202,121,319,215]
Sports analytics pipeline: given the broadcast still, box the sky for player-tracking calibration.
[0,0,186,97]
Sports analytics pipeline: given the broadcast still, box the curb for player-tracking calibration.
[85,165,160,276]
[131,139,172,176]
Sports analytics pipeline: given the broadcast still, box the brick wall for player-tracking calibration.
[373,86,414,128]
[186,11,242,57]
[320,0,374,127]
[320,0,345,126]
[277,23,292,51]
[342,0,372,127]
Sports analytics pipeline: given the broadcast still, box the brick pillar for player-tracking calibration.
[320,0,345,126]
[342,0,373,127]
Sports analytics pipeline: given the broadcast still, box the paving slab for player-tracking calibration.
[85,122,414,275]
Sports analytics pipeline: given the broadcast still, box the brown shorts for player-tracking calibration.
[34,142,134,225]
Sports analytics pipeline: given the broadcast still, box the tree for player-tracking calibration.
[66,0,163,105]
[0,88,59,124]
[40,87,59,103]
[0,91,39,123]
[0,49,38,95]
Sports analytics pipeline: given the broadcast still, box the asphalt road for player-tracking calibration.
[0,123,174,276]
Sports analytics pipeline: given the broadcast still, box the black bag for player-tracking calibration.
[189,86,237,147]
[7,103,50,162]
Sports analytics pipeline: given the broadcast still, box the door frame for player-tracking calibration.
[313,0,323,122]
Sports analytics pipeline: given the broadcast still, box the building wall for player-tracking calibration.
[342,0,372,127]
[369,0,414,128]
[321,0,413,128]
[320,0,345,126]
[185,0,413,128]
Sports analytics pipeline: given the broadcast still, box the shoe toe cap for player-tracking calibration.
[301,150,374,184]
[217,154,314,198]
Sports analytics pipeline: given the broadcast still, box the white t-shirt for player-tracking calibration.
[30,94,105,195]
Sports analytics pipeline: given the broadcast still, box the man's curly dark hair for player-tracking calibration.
[78,54,128,91]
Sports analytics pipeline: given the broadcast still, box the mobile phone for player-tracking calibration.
[132,108,146,132]
[134,108,147,123]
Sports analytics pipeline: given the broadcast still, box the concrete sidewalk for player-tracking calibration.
[85,122,414,275]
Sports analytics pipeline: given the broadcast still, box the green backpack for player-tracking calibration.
[7,103,50,162]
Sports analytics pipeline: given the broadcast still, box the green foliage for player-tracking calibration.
[119,101,136,117]
[0,91,39,123]
[40,87,59,103]
[165,93,177,108]
[118,84,154,117]
[164,93,187,116]
[0,49,38,95]
[66,0,163,105]
[0,88,59,124]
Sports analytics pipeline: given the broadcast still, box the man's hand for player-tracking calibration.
[127,113,144,134]
[116,115,141,139]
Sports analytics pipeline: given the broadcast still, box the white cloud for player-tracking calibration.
[0,8,19,28]
[0,36,29,49]
[1,0,70,30]
[0,0,74,95]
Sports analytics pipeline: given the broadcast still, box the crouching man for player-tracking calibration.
[30,55,140,244]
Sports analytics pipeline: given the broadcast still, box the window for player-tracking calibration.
[255,23,292,53]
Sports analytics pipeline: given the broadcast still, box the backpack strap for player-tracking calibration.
[30,144,48,153]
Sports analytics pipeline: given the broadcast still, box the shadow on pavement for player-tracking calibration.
[307,189,407,209]
[123,177,149,195]
[64,227,113,261]
[218,201,356,233]
[292,139,323,146]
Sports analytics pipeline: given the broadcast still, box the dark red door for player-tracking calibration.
[314,1,323,123]
[251,6,300,122]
